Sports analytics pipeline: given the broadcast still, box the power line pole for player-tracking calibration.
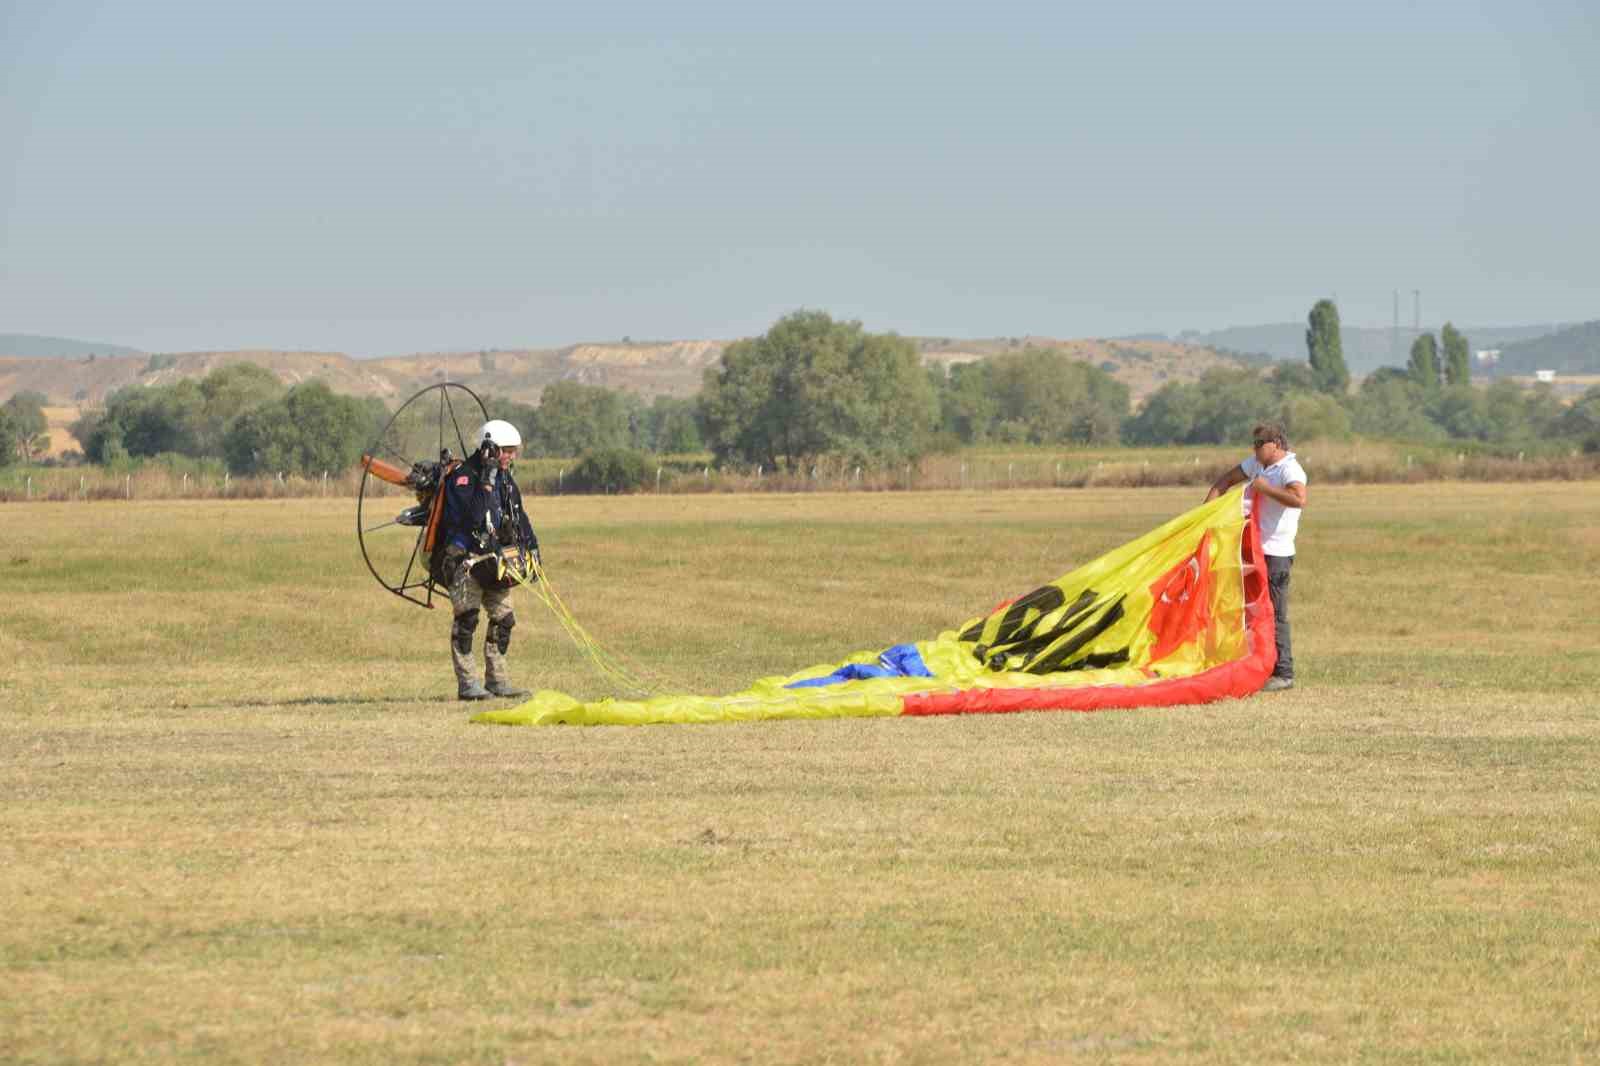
[1392,290,1400,361]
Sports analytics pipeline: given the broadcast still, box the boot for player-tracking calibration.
[486,681,530,699]
[458,679,492,701]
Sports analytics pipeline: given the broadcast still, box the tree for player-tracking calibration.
[634,395,704,453]
[1123,368,1275,446]
[84,382,205,460]
[569,447,653,493]
[1427,385,1490,440]
[197,363,285,454]
[1407,333,1440,392]
[1121,381,1198,445]
[222,381,376,475]
[700,310,937,469]
[1555,386,1600,452]
[0,407,18,468]
[1441,322,1472,387]
[934,361,1000,444]
[1280,392,1351,441]
[1350,374,1440,441]
[530,381,631,457]
[2,391,50,461]
[1267,361,1321,396]
[983,348,1128,445]
[1305,299,1349,394]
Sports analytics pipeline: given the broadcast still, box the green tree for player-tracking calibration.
[1267,361,1321,396]
[85,381,205,460]
[0,406,19,467]
[700,311,937,469]
[635,395,704,453]
[1351,373,1442,441]
[1121,381,1198,445]
[569,447,653,493]
[1441,322,1472,387]
[530,381,631,457]
[222,381,376,475]
[2,391,50,461]
[984,348,1128,445]
[934,361,1000,444]
[1123,368,1275,446]
[1408,333,1440,392]
[1554,385,1600,452]
[1280,391,1351,441]
[1427,385,1491,440]
[1305,299,1349,394]
[197,363,286,454]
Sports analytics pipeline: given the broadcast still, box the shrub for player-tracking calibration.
[568,447,653,493]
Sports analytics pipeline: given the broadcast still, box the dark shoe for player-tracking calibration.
[486,682,531,699]
[1261,676,1294,693]
[458,680,492,701]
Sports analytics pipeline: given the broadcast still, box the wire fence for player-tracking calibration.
[2,443,1596,502]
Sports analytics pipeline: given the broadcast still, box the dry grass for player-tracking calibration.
[2,485,1599,1063]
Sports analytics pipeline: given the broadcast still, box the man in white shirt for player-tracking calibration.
[1205,422,1308,692]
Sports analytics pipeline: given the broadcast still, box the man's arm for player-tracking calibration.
[1249,478,1307,509]
[1205,464,1248,502]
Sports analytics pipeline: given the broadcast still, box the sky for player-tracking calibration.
[2,0,1597,356]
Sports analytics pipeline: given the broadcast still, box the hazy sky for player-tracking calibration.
[3,1,1596,355]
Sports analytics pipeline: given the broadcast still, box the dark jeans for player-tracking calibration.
[1267,554,1294,680]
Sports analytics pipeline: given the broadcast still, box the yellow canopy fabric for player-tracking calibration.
[474,493,1274,727]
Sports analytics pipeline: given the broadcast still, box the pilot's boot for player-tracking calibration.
[453,609,491,700]
[485,612,530,699]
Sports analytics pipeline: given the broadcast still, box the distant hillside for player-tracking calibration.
[1495,320,1600,376]
[0,333,145,359]
[0,335,1259,412]
[1178,322,1566,375]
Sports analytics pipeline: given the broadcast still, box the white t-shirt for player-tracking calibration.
[1240,451,1307,557]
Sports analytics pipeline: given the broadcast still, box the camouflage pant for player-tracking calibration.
[444,546,517,690]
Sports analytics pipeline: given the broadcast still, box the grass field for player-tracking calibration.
[3,484,1598,1063]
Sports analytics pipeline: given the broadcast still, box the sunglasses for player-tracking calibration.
[1252,439,1275,448]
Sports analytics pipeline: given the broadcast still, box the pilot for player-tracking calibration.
[436,419,539,701]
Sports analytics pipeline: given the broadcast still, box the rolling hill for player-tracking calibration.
[1,336,1256,413]
[1493,320,1600,376]
[0,333,144,359]
[1177,322,1566,374]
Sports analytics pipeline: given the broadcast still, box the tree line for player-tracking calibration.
[1127,301,1598,452]
[13,306,1600,476]
[50,363,708,477]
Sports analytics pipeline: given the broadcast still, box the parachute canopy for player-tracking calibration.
[475,492,1274,727]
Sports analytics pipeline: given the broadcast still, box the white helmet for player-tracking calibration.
[476,419,522,450]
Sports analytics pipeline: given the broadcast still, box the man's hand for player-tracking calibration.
[1250,477,1307,508]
